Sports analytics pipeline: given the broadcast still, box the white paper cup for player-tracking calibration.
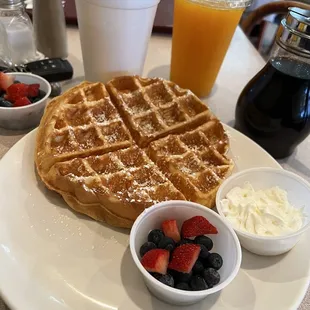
[75,0,160,82]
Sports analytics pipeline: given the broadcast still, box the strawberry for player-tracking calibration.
[6,83,28,102]
[27,84,40,97]
[14,97,31,107]
[181,216,218,238]
[168,244,201,273]
[141,249,169,275]
[0,72,15,91]
[161,219,181,242]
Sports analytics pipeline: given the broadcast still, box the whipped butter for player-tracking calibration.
[220,182,304,236]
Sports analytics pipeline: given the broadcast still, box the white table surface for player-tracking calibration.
[0,25,309,310]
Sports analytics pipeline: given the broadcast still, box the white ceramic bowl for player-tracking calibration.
[216,167,310,256]
[130,200,242,306]
[0,73,51,130]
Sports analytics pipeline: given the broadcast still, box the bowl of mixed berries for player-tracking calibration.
[0,72,51,130]
[130,200,242,306]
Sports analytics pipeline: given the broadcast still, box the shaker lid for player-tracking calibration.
[0,0,24,8]
[277,7,310,57]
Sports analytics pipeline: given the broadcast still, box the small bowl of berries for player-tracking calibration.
[0,72,51,130]
[130,200,242,306]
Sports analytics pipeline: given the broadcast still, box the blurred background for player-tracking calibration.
[24,0,310,60]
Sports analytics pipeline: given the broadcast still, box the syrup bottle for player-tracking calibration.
[235,7,310,159]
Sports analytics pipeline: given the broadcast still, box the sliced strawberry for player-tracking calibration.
[0,72,15,91]
[168,244,200,273]
[27,84,40,97]
[161,219,181,242]
[141,249,169,275]
[181,216,218,238]
[6,83,28,102]
[14,96,31,107]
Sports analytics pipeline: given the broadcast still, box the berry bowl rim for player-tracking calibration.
[0,72,51,111]
[216,167,310,241]
[129,200,242,297]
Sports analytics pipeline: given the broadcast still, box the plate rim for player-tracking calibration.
[1,125,309,310]
[222,124,282,169]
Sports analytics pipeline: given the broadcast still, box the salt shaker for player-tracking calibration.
[0,0,37,66]
[33,0,68,59]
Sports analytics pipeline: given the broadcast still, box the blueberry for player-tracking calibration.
[32,90,47,103]
[194,235,213,251]
[139,241,156,258]
[33,97,42,103]
[38,89,46,97]
[202,268,221,288]
[175,282,191,291]
[0,98,13,107]
[190,275,208,291]
[13,80,21,84]
[158,236,175,252]
[148,229,164,246]
[205,253,223,270]
[192,260,204,275]
[176,238,194,247]
[153,273,174,287]
[199,244,210,260]
[170,270,192,283]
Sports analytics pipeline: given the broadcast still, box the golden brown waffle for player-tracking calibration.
[36,76,233,228]
[147,123,233,207]
[107,76,213,147]
[197,119,230,155]
[36,82,133,179]
[47,146,185,227]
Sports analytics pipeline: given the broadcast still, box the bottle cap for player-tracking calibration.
[277,7,310,57]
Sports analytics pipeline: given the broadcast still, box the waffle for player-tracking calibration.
[36,82,133,179]
[147,123,233,207]
[107,76,213,147]
[47,146,185,227]
[35,76,233,228]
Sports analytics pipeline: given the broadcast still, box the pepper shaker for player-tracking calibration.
[32,0,68,59]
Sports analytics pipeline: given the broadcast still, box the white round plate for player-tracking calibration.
[0,125,309,310]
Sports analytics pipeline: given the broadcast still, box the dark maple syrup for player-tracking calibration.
[235,57,310,159]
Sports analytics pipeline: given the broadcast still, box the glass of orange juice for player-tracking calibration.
[170,0,252,97]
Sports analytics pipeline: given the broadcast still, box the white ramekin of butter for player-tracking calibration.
[216,168,310,256]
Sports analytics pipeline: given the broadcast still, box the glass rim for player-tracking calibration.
[188,0,253,9]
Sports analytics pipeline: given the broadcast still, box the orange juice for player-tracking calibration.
[170,0,245,97]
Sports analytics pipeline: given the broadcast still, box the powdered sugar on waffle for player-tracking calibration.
[36,77,233,227]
